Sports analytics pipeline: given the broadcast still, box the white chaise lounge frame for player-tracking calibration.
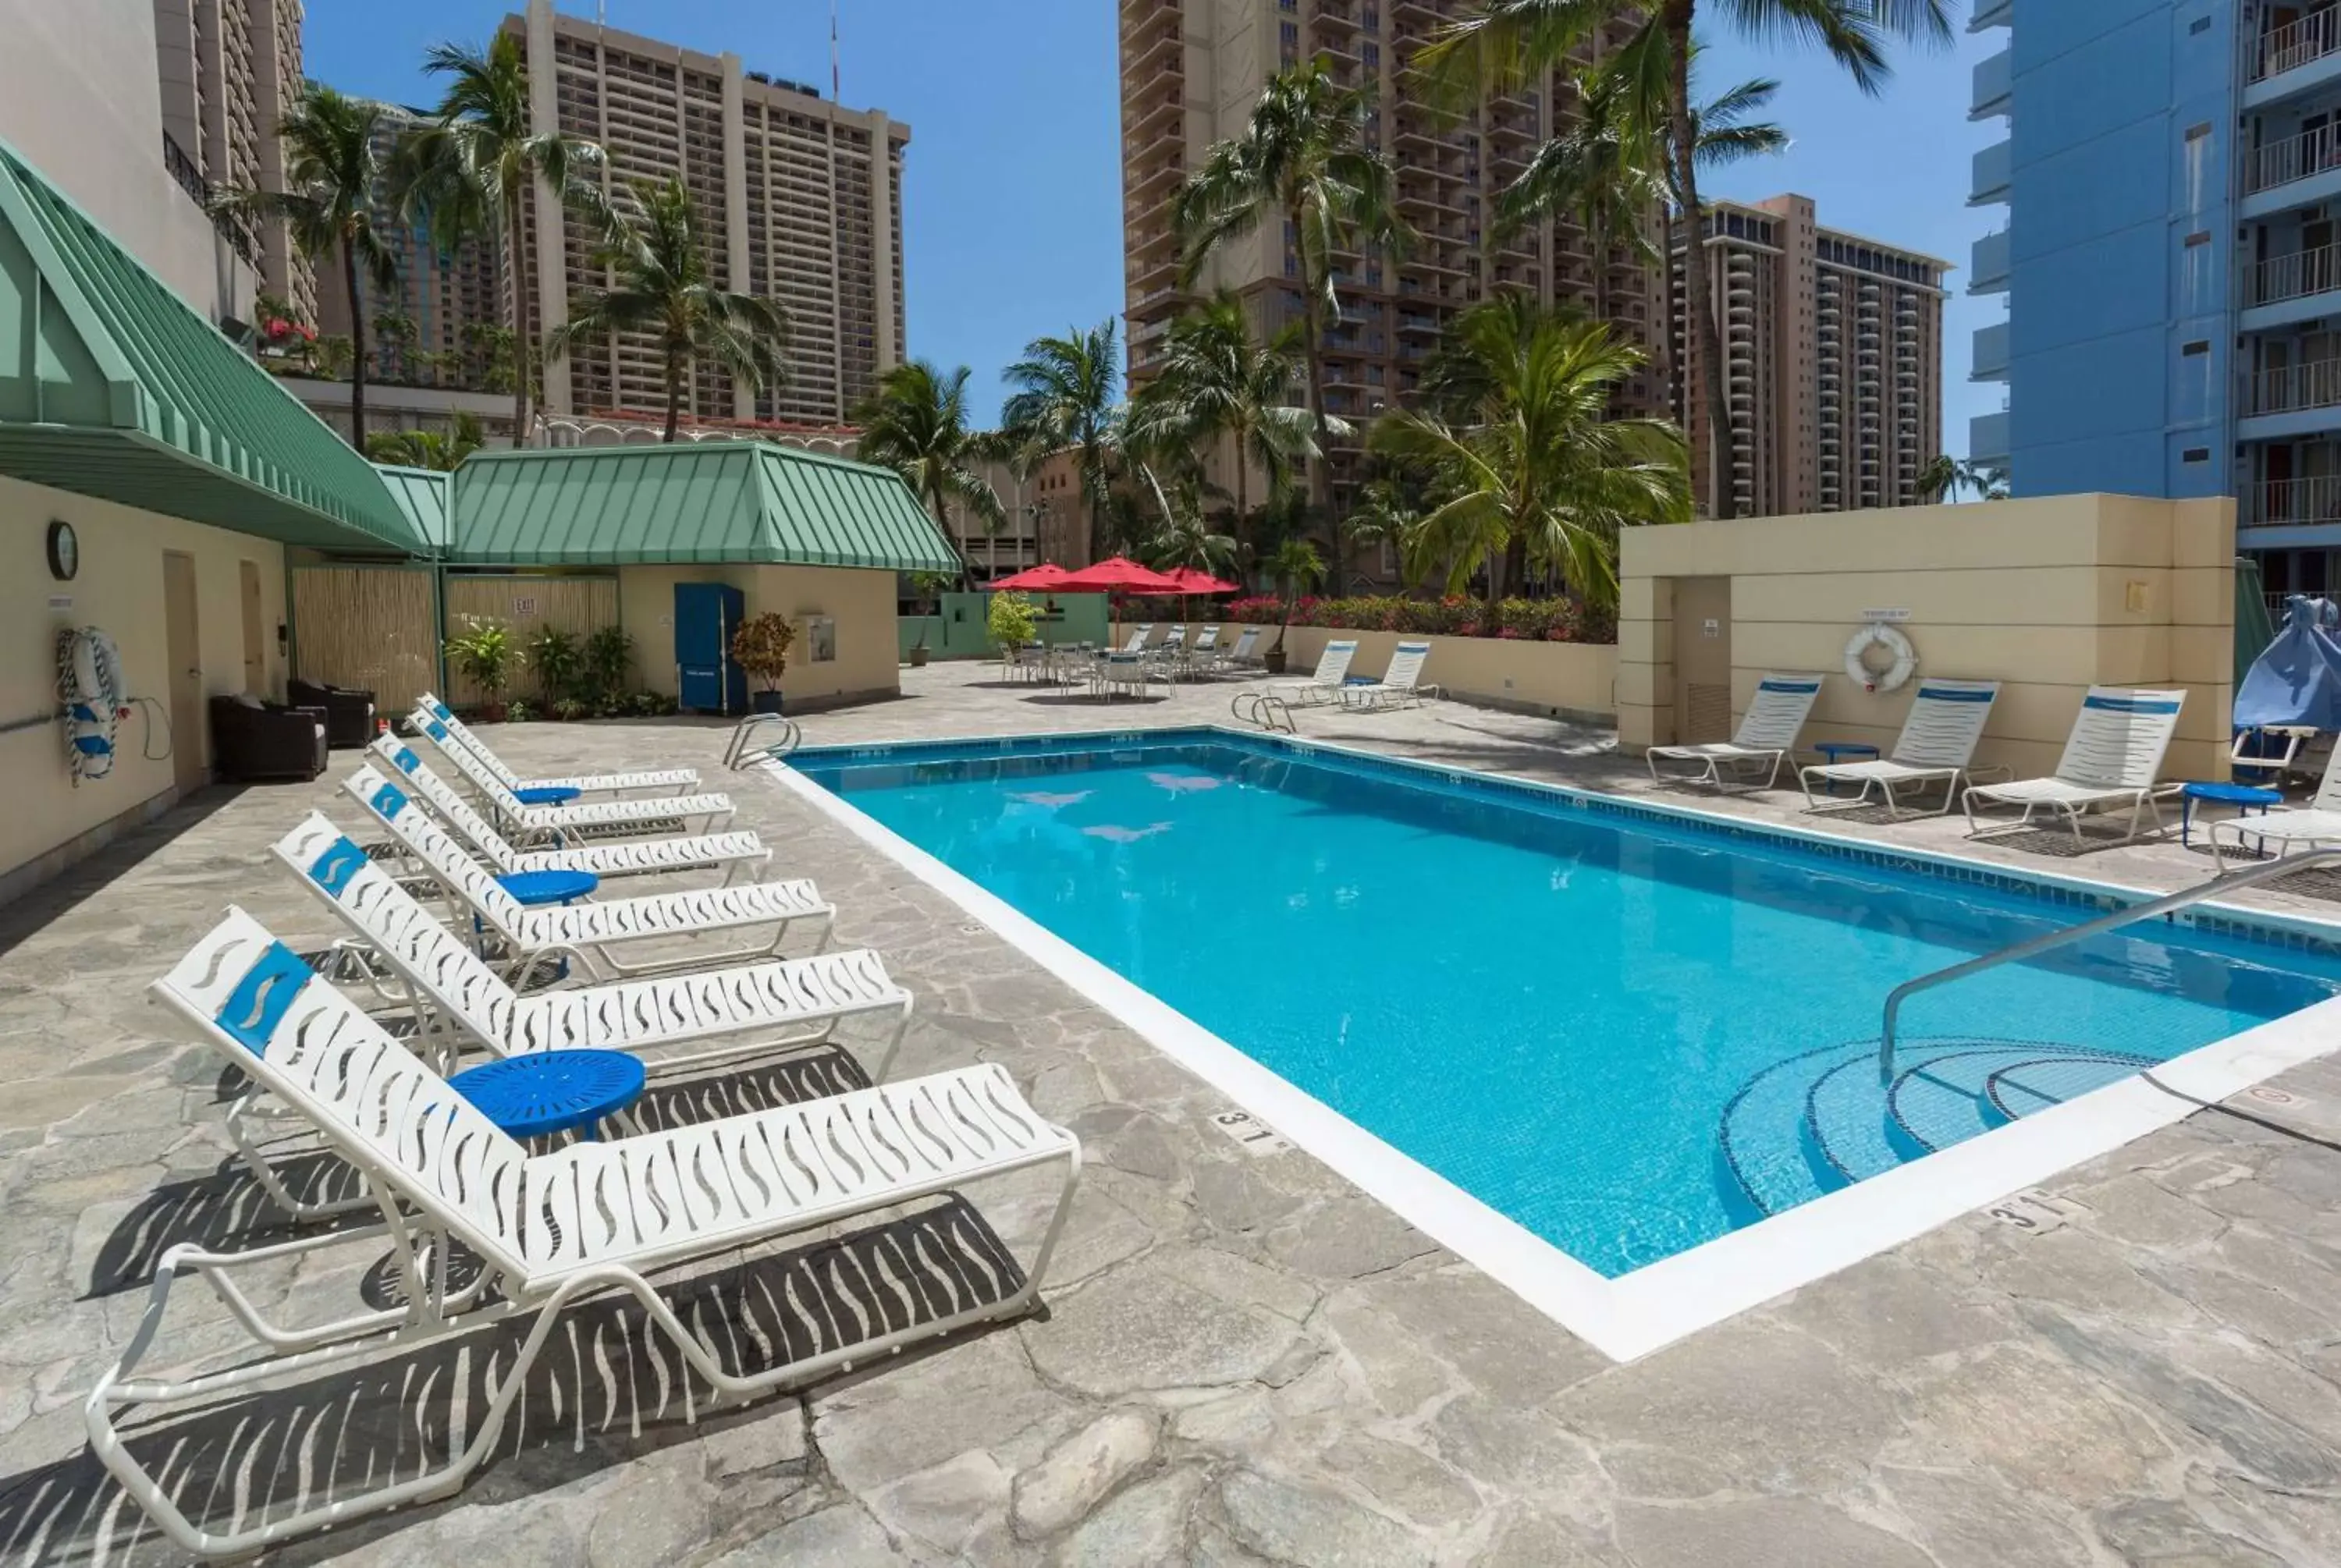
[1339,640,1440,711]
[1646,673,1825,791]
[1268,639,1358,707]
[416,693,698,796]
[1963,686,2187,846]
[2209,746,2341,868]
[408,707,736,839]
[1796,679,2002,818]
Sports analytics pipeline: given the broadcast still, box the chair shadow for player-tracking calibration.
[5,1197,1024,1567]
[1017,693,1172,708]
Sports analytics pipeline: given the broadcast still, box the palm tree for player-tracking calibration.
[854,360,1004,585]
[1128,292,1326,538]
[1916,454,2009,503]
[1172,59,1412,580]
[1001,321,1121,565]
[1369,296,1689,621]
[364,410,488,471]
[1261,535,1326,660]
[211,86,401,447]
[546,179,791,443]
[1418,0,1951,519]
[1344,476,1428,590]
[400,34,607,441]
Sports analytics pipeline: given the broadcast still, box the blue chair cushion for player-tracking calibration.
[513,785,583,806]
[448,1049,646,1140]
[495,868,600,906]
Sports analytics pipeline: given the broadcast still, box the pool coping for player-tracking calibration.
[764,727,2341,1362]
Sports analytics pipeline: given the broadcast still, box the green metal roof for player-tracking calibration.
[0,140,422,554]
[375,463,452,551]
[447,442,962,571]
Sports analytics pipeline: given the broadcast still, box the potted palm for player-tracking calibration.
[1261,537,1323,676]
[730,612,796,715]
[443,617,522,721]
[906,572,953,667]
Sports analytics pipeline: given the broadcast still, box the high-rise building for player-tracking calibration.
[151,0,314,324]
[1118,0,1664,571]
[1966,0,2321,588]
[508,0,908,430]
[1671,194,1948,517]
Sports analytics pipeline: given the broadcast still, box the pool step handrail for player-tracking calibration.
[1878,846,2341,1084]
[724,712,801,769]
[1231,690,1296,734]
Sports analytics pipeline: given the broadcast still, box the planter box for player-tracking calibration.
[1269,626,1616,721]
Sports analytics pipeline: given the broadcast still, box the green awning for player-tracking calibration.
[375,463,452,552]
[0,138,423,554]
[448,442,963,571]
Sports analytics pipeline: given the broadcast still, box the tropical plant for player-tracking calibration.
[1000,321,1121,564]
[1916,454,2009,503]
[1417,0,1950,520]
[729,612,797,693]
[1369,298,1690,619]
[580,625,634,703]
[210,85,402,446]
[545,178,791,442]
[1173,60,1412,580]
[372,309,418,379]
[503,697,535,722]
[1263,536,1324,650]
[444,617,522,708]
[524,624,584,703]
[550,697,588,722]
[854,360,1003,585]
[1343,476,1429,591]
[1126,293,1324,535]
[400,33,607,439]
[988,591,1041,651]
[363,410,488,472]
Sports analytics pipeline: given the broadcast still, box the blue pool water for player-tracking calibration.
[794,732,2341,1276]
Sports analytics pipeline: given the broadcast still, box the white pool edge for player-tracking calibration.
[761,752,2341,1364]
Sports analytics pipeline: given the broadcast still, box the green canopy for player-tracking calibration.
[2236,554,2275,684]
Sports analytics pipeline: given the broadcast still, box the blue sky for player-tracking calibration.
[307,1,2001,459]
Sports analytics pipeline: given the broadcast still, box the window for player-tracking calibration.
[2183,447,2211,463]
[2185,230,2211,247]
[1362,41,1380,68]
[2190,15,2211,33]
[1280,20,1298,44]
[2183,340,2210,356]
[2184,122,2211,141]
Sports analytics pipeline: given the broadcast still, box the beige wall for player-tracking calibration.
[1617,494,2236,781]
[616,564,902,709]
[0,474,287,887]
[1274,626,1617,721]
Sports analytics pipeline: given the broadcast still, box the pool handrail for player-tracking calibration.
[1878,845,2341,1084]
[724,712,801,768]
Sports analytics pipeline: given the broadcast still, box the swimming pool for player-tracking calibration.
[779,729,2341,1348]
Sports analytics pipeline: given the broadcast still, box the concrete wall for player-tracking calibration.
[1274,626,1618,721]
[1616,493,2236,780]
[0,474,287,891]
[616,564,902,710]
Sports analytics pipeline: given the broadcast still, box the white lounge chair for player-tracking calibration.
[274,811,909,1088]
[417,693,698,796]
[1797,679,2002,817]
[1184,624,1221,674]
[410,706,736,839]
[91,910,1078,1560]
[1963,687,2187,846]
[1213,625,1263,673]
[1119,623,1153,653]
[2209,747,2341,867]
[370,735,770,884]
[1340,641,1438,711]
[1646,673,1825,790]
[1266,639,1358,707]
[347,764,832,979]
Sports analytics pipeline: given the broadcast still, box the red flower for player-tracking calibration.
[264,317,291,339]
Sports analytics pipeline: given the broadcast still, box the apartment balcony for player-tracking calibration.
[2242,240,2341,328]
[1970,409,2010,466]
[1125,158,1184,201]
[1128,282,1187,318]
[1970,47,2011,121]
[2245,474,2341,530]
[1124,91,1184,144]
[1125,23,1181,73]
[1971,321,2009,381]
[2247,9,2341,110]
[1313,1,1361,31]
[2242,121,2341,218]
[1970,139,2011,205]
[2238,357,2341,443]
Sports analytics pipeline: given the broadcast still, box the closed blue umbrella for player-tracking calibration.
[2235,594,2341,730]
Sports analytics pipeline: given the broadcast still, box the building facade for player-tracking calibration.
[151,0,314,325]
[1117,0,1664,573]
[508,0,908,431]
[1671,194,1948,517]
[1969,0,2339,594]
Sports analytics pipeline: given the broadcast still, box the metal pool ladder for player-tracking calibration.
[1878,846,2341,1084]
[723,711,801,769]
[1231,690,1296,733]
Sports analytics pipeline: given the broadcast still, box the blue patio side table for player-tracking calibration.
[2179,782,2282,849]
[449,1049,646,1141]
[1811,741,1880,794]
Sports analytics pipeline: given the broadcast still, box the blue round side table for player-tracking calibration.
[495,867,600,906]
[1812,740,1881,795]
[449,1049,646,1141]
[2179,781,2282,848]
[513,785,583,806]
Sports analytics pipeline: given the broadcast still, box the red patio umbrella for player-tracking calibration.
[989,562,1074,591]
[1055,557,1188,644]
[1159,566,1241,595]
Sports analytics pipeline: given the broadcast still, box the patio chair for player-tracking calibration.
[2208,745,2341,867]
[287,677,376,749]
[346,764,832,981]
[1182,624,1220,676]
[1339,641,1439,711]
[1646,674,1827,791]
[208,695,327,782]
[1211,626,1263,673]
[1796,679,2002,817]
[1264,639,1359,707]
[272,811,908,1094]
[1093,651,1169,701]
[1963,687,2187,846]
[414,694,698,796]
[1119,623,1153,653]
[91,909,1078,1560]
[2230,725,2315,786]
[369,735,770,885]
[409,708,737,839]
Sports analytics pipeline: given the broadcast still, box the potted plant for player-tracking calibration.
[1261,538,1323,676]
[444,617,522,721]
[526,625,583,706]
[730,612,797,715]
[581,625,634,708]
[906,572,953,667]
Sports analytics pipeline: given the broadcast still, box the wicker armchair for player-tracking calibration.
[209,696,328,782]
[287,677,376,748]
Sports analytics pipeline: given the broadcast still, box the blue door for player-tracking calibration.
[673,582,747,714]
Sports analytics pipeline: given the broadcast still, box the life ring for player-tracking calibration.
[1844,621,1916,694]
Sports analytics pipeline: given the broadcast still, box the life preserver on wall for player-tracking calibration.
[1844,621,1917,694]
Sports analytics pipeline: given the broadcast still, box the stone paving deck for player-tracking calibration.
[5,661,2341,1565]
